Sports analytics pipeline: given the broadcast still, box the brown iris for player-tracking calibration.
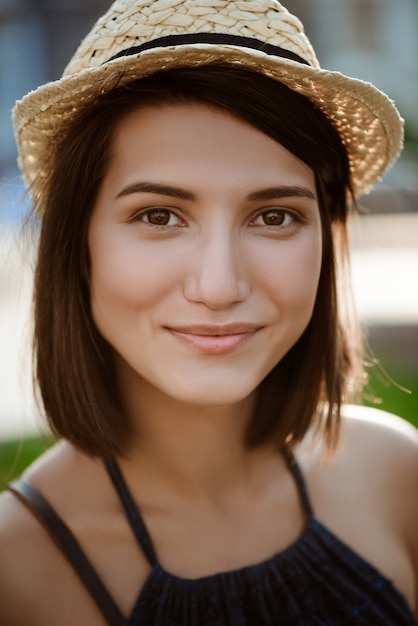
[262,210,285,225]
[147,209,171,225]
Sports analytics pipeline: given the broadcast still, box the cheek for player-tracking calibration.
[291,245,322,304]
[250,234,322,312]
[88,235,185,327]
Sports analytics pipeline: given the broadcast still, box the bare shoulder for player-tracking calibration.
[0,484,56,625]
[340,404,418,538]
[337,404,418,498]
[0,443,70,624]
[341,405,418,611]
[0,443,110,625]
[299,405,418,613]
[340,403,418,465]
[0,442,149,624]
[300,403,418,546]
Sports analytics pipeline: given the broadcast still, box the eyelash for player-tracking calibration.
[248,209,303,229]
[129,207,185,228]
[130,207,303,230]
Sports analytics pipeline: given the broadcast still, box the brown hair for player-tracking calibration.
[31,66,362,457]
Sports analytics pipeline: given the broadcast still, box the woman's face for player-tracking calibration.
[88,103,322,408]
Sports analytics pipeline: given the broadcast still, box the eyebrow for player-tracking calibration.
[116,182,316,202]
[247,186,317,201]
[116,182,195,200]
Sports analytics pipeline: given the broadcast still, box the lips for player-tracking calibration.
[166,323,262,355]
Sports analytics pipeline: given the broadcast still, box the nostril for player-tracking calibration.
[182,236,250,308]
[183,265,250,309]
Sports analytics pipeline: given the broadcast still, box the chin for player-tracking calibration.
[155,370,264,408]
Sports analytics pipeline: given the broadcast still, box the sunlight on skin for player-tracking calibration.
[88,103,322,419]
[343,404,418,442]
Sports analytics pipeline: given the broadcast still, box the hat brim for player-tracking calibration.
[13,42,404,210]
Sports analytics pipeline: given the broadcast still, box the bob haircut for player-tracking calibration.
[31,65,362,458]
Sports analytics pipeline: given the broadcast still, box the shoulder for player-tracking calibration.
[342,407,418,581]
[0,444,71,624]
[342,406,418,614]
[341,404,418,529]
[0,443,145,624]
[302,404,418,487]
[300,404,418,555]
[338,404,418,502]
[0,443,108,625]
[341,403,418,442]
[0,486,57,624]
[299,405,418,613]
[340,404,418,474]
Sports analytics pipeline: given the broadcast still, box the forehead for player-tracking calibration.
[105,102,316,194]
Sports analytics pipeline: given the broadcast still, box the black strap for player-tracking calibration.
[282,448,314,519]
[7,479,128,626]
[103,458,158,567]
[104,453,313,556]
[108,32,310,66]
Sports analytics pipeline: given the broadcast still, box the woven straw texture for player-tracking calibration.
[13,0,403,211]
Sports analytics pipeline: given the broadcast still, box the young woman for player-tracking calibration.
[1,1,417,624]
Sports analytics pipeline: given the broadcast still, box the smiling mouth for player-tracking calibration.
[166,324,262,355]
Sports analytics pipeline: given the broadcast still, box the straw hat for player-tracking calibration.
[13,0,403,211]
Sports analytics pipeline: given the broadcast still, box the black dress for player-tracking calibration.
[8,450,417,626]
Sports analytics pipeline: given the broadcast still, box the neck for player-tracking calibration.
[117,374,276,501]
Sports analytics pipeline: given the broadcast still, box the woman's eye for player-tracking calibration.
[250,209,294,227]
[146,209,171,225]
[135,208,183,227]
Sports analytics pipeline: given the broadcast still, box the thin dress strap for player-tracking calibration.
[7,478,128,626]
[103,458,158,567]
[282,447,314,519]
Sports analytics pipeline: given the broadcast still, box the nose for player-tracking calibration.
[183,232,250,310]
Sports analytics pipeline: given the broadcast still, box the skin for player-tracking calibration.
[0,104,417,625]
[89,104,322,415]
